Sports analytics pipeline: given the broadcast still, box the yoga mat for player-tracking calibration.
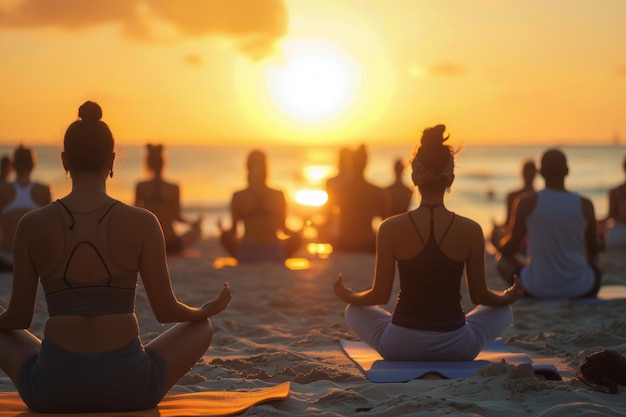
[340,339,561,382]
[596,285,626,300]
[0,382,290,417]
[521,285,626,305]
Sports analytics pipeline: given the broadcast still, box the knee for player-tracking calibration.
[203,319,214,344]
[502,304,514,323]
[344,303,357,319]
[190,319,214,348]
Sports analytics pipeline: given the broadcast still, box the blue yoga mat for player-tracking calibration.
[340,338,562,382]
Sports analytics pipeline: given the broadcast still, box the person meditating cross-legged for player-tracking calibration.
[334,125,523,361]
[495,148,602,299]
[0,101,231,413]
[135,143,203,255]
[218,149,301,265]
[0,145,51,271]
[601,154,626,251]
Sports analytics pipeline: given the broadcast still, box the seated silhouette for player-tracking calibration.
[218,149,301,264]
[135,144,202,254]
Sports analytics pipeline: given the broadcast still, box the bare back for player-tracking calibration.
[232,187,285,243]
[19,201,157,353]
[135,179,181,240]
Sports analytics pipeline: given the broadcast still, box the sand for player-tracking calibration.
[1,238,625,417]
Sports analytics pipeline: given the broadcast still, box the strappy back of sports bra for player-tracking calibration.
[409,204,456,250]
[41,200,137,316]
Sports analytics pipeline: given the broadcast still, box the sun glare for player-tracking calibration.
[295,189,328,207]
[264,38,361,125]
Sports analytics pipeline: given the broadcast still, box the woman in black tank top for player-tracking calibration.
[334,125,524,361]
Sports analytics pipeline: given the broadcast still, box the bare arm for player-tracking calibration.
[605,187,619,222]
[0,215,40,329]
[465,221,524,306]
[139,212,230,322]
[277,191,299,236]
[499,194,535,256]
[334,221,396,305]
[581,197,600,262]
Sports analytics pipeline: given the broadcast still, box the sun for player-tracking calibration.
[263,38,361,125]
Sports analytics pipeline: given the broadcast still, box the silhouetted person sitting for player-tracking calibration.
[0,155,12,182]
[0,145,51,271]
[135,144,203,255]
[600,155,626,250]
[218,149,302,264]
[491,158,536,251]
[495,148,602,299]
[384,158,413,217]
[332,144,386,253]
[320,147,353,241]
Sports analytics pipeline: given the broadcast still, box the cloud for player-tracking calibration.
[183,52,203,67]
[429,61,467,77]
[0,0,288,59]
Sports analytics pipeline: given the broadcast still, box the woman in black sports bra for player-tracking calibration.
[334,125,524,361]
[0,101,231,413]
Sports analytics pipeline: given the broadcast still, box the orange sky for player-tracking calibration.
[0,0,625,146]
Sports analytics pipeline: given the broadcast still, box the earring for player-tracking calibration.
[109,170,114,178]
[65,170,69,180]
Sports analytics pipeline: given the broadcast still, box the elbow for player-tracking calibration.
[468,291,491,307]
[0,314,33,330]
[368,291,392,306]
[152,309,180,324]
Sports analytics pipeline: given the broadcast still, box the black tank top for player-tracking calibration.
[392,206,466,331]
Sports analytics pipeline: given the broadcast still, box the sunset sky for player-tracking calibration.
[1,0,625,146]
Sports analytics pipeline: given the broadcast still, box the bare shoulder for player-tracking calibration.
[379,212,411,231]
[17,204,60,234]
[112,202,160,227]
[452,214,484,235]
[445,214,484,251]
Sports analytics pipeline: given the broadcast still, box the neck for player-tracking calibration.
[544,178,566,191]
[65,174,110,208]
[15,172,31,186]
[419,191,445,207]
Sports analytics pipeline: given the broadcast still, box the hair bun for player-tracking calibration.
[421,124,449,147]
[78,101,102,123]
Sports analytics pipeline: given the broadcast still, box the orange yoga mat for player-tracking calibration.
[0,382,290,417]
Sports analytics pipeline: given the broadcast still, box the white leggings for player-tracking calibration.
[345,304,513,361]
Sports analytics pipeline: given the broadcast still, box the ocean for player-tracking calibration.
[1,143,624,239]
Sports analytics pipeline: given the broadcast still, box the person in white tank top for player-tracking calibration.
[495,148,602,299]
[0,145,51,270]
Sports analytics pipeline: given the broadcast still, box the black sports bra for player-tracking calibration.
[41,200,137,317]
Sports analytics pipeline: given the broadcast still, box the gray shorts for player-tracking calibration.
[18,338,168,413]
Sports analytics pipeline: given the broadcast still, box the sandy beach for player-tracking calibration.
[1,237,625,417]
